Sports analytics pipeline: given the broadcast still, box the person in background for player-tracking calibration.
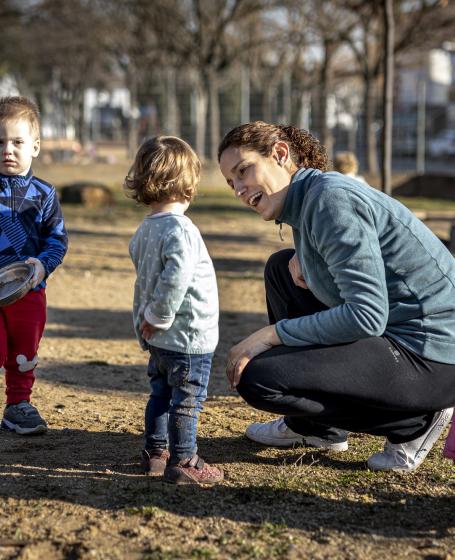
[0,96,67,434]
[126,135,223,484]
[333,151,366,184]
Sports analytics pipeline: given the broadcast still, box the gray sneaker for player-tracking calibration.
[367,408,453,472]
[1,401,48,435]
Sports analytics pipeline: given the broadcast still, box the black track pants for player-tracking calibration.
[237,249,455,443]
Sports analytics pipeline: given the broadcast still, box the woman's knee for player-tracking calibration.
[236,359,277,406]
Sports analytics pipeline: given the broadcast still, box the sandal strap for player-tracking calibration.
[188,454,205,470]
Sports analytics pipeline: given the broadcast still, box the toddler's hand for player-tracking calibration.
[140,319,158,340]
[25,257,46,288]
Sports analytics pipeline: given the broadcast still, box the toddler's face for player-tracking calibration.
[0,118,40,176]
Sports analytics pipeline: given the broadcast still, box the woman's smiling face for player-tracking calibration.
[219,143,296,221]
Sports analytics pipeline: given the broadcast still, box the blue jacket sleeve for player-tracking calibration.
[37,189,68,275]
[276,187,389,346]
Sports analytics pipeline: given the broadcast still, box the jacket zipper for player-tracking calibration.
[11,178,16,223]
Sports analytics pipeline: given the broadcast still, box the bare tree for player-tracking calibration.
[282,1,357,157]
[343,0,455,175]
[146,0,270,161]
[2,0,115,143]
[382,0,394,195]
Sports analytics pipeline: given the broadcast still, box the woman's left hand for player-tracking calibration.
[226,325,281,389]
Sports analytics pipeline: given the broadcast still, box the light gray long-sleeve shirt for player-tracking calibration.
[129,212,219,354]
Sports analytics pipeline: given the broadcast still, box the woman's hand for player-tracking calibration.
[140,319,158,340]
[226,325,281,389]
[25,257,46,288]
[288,253,308,289]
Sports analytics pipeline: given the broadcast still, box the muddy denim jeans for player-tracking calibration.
[144,346,213,464]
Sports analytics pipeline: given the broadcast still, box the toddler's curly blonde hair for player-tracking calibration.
[124,136,201,205]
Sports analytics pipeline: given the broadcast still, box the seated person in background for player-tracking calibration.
[333,151,366,184]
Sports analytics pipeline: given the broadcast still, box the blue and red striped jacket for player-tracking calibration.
[0,169,67,288]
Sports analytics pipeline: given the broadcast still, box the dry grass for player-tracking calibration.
[0,160,453,559]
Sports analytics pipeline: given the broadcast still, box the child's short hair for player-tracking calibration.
[0,96,40,139]
[333,151,359,175]
[124,136,201,205]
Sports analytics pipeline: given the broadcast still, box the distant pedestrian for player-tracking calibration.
[125,136,223,484]
[0,96,68,434]
[333,151,366,184]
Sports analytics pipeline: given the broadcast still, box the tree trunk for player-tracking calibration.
[281,70,292,123]
[241,65,250,123]
[208,72,220,163]
[127,68,139,158]
[298,91,311,131]
[193,83,208,160]
[262,81,274,122]
[363,73,379,175]
[165,67,180,136]
[381,0,394,195]
[318,40,334,157]
[76,94,88,146]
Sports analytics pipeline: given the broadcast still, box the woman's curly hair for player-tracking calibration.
[124,136,201,205]
[218,121,328,171]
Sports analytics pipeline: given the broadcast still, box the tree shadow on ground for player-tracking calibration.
[45,307,265,341]
[203,232,260,244]
[67,228,133,239]
[212,257,264,277]
[45,307,135,340]
[0,430,453,538]
[42,308,266,396]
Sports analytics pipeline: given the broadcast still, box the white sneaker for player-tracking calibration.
[245,417,348,451]
[367,408,454,472]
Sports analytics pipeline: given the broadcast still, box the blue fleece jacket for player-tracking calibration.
[0,170,67,288]
[276,168,455,364]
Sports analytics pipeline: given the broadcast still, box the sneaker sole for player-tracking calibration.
[413,408,453,466]
[368,408,454,472]
[245,431,304,447]
[1,418,48,435]
[245,431,348,451]
[304,436,349,452]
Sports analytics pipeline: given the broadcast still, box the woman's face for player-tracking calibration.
[219,145,295,221]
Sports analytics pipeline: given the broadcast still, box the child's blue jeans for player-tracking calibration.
[145,346,213,464]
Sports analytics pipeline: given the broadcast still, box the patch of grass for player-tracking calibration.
[397,196,455,212]
[143,549,176,560]
[189,547,218,559]
[125,505,165,519]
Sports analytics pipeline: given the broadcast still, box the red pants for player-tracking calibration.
[0,289,46,404]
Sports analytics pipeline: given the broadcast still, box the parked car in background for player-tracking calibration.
[428,130,455,158]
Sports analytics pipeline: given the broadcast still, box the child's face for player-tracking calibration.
[0,119,40,176]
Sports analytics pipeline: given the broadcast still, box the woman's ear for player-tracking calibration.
[272,141,290,166]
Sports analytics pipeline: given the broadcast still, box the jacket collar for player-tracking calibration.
[276,167,322,228]
[0,168,33,188]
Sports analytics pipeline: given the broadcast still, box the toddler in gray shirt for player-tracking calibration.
[125,136,223,484]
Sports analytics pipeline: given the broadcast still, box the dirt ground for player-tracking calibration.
[0,165,454,560]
